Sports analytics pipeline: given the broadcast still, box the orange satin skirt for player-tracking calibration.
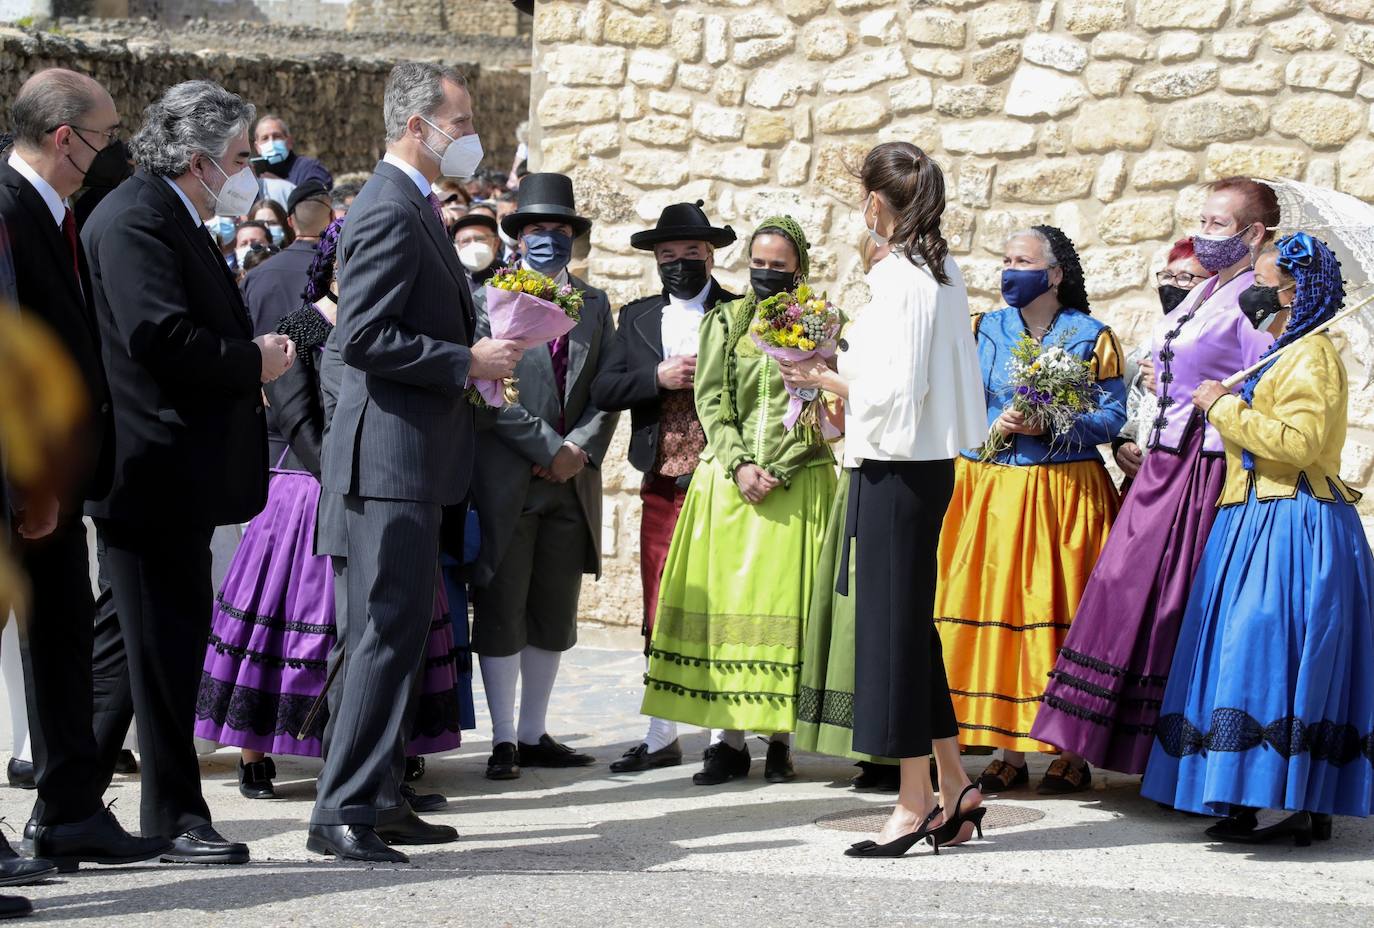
[935,457,1120,752]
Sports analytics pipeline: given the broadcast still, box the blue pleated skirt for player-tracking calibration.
[1142,484,1374,817]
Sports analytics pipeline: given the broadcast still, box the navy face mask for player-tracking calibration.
[522,229,573,275]
[1000,268,1053,309]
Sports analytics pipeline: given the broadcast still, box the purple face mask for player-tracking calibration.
[1192,230,1251,272]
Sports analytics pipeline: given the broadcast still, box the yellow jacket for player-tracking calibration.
[1206,333,1359,506]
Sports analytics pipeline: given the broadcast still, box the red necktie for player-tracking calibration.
[62,207,79,282]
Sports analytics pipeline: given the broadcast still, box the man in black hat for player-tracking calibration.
[452,211,503,291]
[242,179,335,337]
[470,172,619,780]
[590,201,739,774]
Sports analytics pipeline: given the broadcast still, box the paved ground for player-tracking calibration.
[2,629,1372,927]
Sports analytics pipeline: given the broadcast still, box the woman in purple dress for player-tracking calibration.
[1022,178,1278,783]
[194,219,466,798]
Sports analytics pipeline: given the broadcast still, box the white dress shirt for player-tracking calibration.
[661,278,712,359]
[839,252,987,467]
[7,152,66,227]
[163,176,204,225]
[382,152,433,198]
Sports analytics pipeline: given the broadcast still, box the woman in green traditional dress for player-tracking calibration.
[641,217,837,787]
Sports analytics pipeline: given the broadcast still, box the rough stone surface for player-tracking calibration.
[1136,0,1228,31]
[1080,246,1149,298]
[1309,0,1374,21]
[1071,99,1155,151]
[1243,0,1303,24]
[1272,96,1366,149]
[1220,61,1285,93]
[995,157,1097,204]
[743,64,817,108]
[1130,151,1197,190]
[1062,0,1129,35]
[972,1,1034,46]
[693,106,747,142]
[1094,152,1129,202]
[1157,32,1204,63]
[777,141,813,186]
[935,85,1002,118]
[1023,34,1091,73]
[1091,31,1152,61]
[627,49,678,88]
[1203,143,1308,181]
[743,112,791,147]
[1099,197,1178,244]
[1266,16,1335,52]
[619,150,690,187]
[626,114,692,147]
[822,46,909,93]
[538,88,620,128]
[905,10,966,48]
[1349,26,1374,67]
[876,116,940,151]
[816,96,892,132]
[958,161,996,209]
[1285,54,1363,94]
[943,120,1038,155]
[814,141,870,200]
[671,9,705,62]
[801,18,853,60]
[910,49,966,78]
[604,9,669,46]
[1339,140,1374,199]
[1004,65,1088,117]
[1213,31,1261,61]
[1160,99,1267,149]
[889,77,934,113]
[693,146,770,183]
[1132,64,1219,100]
[1084,61,1134,96]
[972,41,1021,84]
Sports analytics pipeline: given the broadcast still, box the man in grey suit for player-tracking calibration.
[470,174,619,781]
[307,62,521,864]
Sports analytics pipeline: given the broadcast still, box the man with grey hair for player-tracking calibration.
[81,79,296,866]
[253,114,333,189]
[308,61,520,863]
[1,67,173,878]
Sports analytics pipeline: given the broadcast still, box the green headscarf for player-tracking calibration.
[720,215,811,426]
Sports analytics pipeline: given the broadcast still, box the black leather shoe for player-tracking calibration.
[404,756,425,782]
[307,824,408,864]
[376,809,458,846]
[5,760,34,791]
[517,734,595,768]
[0,833,55,888]
[160,825,249,865]
[763,741,796,784]
[238,757,276,800]
[0,895,31,919]
[400,783,447,813]
[692,742,750,786]
[30,806,171,872]
[486,742,520,780]
[610,740,684,774]
[113,750,139,775]
[849,761,900,792]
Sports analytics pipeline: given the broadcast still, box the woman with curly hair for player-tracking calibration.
[194,218,467,800]
[936,225,1128,796]
[1143,233,1374,844]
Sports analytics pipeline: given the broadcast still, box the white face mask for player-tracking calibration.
[420,118,484,179]
[199,158,260,217]
[863,193,889,248]
[457,240,496,272]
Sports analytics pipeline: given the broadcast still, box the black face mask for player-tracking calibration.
[658,258,710,299]
[750,267,796,301]
[1157,285,1191,315]
[1239,284,1285,331]
[80,138,133,190]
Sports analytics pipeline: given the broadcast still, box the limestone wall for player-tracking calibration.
[528,0,1374,630]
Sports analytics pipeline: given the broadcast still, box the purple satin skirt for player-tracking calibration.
[194,469,468,757]
[1029,417,1226,774]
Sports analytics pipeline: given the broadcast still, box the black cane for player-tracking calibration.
[296,651,344,741]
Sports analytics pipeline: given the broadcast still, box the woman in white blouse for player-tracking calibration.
[781,142,987,857]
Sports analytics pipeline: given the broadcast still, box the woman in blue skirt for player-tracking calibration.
[1143,232,1374,845]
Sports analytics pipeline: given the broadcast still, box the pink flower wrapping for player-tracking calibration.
[474,286,580,407]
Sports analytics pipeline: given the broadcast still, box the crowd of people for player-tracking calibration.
[0,56,1371,917]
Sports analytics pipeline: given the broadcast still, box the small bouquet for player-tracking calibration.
[977,333,1100,462]
[750,283,843,443]
[471,267,583,407]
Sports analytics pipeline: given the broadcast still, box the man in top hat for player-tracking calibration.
[470,172,620,779]
[590,201,739,774]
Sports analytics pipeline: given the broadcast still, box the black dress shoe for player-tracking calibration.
[0,895,31,919]
[0,833,55,888]
[849,761,900,792]
[404,756,425,782]
[610,740,684,773]
[30,806,171,872]
[376,809,459,846]
[161,825,249,865]
[307,824,408,864]
[400,783,447,814]
[692,742,750,786]
[113,750,139,776]
[517,734,595,768]
[486,742,520,780]
[5,760,34,791]
[764,741,796,783]
[238,757,276,800]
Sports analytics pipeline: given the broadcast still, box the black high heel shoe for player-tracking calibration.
[1311,813,1333,841]
[1210,810,1316,847]
[929,784,987,851]
[844,805,942,858]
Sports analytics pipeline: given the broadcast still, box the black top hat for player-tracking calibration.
[631,201,736,251]
[501,172,592,239]
[452,212,499,237]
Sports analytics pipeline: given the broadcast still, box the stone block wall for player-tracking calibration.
[529,0,1374,629]
[49,0,529,35]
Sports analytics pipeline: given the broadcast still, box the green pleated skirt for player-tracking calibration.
[641,457,836,733]
[794,469,893,763]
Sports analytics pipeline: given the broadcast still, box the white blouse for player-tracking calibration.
[840,252,987,467]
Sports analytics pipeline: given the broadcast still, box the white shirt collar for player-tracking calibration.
[382,152,433,198]
[162,177,204,226]
[7,152,66,227]
[667,278,713,313]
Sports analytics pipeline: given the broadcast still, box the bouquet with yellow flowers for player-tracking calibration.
[472,266,583,406]
[750,283,843,442]
[977,332,1101,462]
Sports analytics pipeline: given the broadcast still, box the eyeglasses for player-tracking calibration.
[1156,271,1209,287]
[48,124,122,146]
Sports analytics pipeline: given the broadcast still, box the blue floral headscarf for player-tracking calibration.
[1238,232,1345,471]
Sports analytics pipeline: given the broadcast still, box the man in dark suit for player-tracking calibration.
[590,202,739,774]
[0,68,173,876]
[242,179,335,338]
[308,62,520,863]
[470,174,619,781]
[82,79,296,865]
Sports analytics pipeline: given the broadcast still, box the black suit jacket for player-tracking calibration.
[242,239,317,337]
[82,169,268,525]
[0,160,113,511]
[591,280,739,475]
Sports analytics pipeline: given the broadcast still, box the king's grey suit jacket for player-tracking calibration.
[469,274,619,587]
[321,160,476,506]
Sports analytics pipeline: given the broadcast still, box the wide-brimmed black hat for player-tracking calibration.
[452,212,499,237]
[286,180,331,215]
[631,201,736,251]
[501,172,592,239]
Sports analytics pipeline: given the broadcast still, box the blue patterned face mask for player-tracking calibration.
[522,229,573,275]
[257,139,289,165]
[205,216,235,245]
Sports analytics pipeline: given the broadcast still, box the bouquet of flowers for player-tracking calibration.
[977,333,1101,462]
[750,283,843,443]
[471,267,583,407]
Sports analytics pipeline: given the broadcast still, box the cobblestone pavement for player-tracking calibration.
[2,629,1371,928]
